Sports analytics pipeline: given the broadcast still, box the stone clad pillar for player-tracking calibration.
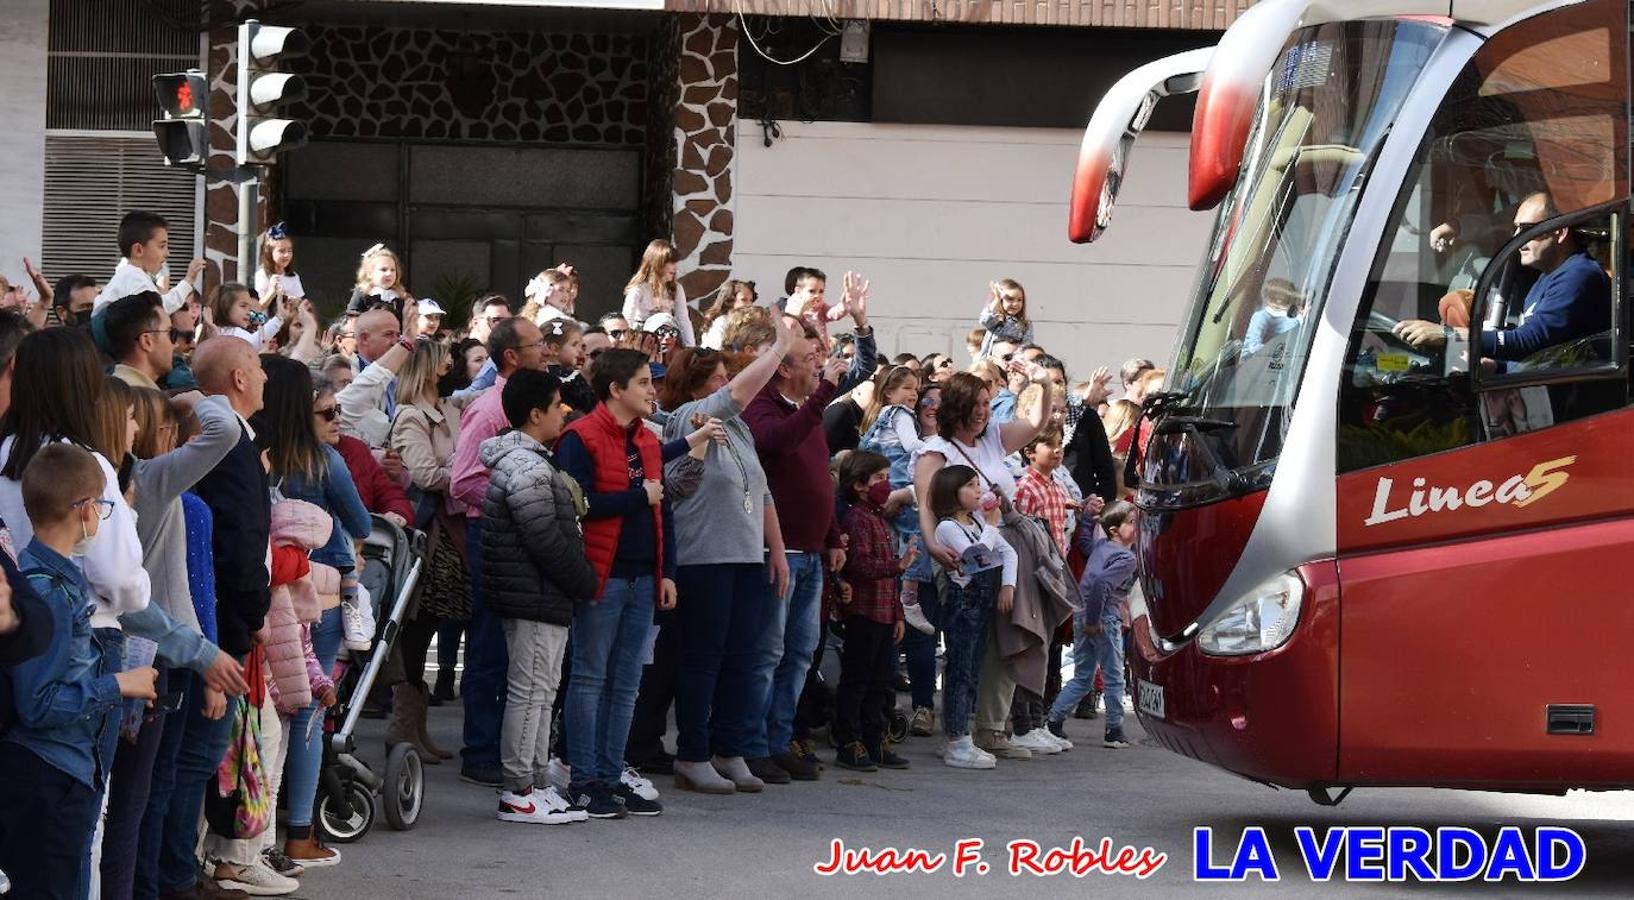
[669,14,738,314]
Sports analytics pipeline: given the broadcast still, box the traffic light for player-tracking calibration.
[235,19,309,166]
[151,69,208,168]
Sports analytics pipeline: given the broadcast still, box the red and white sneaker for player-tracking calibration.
[498,788,578,825]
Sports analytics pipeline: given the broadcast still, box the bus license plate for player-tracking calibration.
[1137,679,1165,719]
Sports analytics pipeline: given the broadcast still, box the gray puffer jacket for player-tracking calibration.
[479,430,598,625]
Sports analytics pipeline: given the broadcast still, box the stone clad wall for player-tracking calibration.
[200,6,738,300]
[670,14,738,308]
[286,28,649,144]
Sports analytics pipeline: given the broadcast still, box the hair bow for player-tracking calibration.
[524,273,550,300]
[360,242,387,259]
[267,222,288,240]
[547,319,567,336]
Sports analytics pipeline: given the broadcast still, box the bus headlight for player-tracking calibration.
[1196,571,1304,656]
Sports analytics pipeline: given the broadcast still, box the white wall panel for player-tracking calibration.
[732,120,1210,380]
[0,0,49,289]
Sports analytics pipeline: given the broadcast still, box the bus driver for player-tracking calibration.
[1392,191,1611,364]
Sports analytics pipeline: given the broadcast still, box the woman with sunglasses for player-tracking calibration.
[250,356,371,870]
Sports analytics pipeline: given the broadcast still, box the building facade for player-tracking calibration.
[2,0,1245,373]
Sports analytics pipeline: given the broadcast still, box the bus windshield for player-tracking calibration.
[1144,19,1449,504]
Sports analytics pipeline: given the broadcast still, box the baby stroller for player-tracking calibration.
[316,515,427,843]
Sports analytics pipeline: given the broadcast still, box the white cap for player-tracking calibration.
[417,298,447,317]
[643,312,679,334]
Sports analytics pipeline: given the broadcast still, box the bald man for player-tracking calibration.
[1395,192,1612,364]
[164,336,276,895]
[340,307,414,447]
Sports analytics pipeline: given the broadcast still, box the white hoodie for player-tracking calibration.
[0,436,152,629]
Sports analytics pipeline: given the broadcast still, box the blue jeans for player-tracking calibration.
[141,665,232,894]
[901,579,941,709]
[284,606,343,828]
[750,551,823,757]
[673,564,768,762]
[940,571,997,738]
[565,575,656,785]
[1049,604,1125,730]
[462,518,508,769]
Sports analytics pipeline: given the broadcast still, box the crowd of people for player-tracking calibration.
[0,213,1166,898]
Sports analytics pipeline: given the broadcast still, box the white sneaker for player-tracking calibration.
[943,736,997,769]
[531,785,589,822]
[340,584,374,652]
[1047,729,1074,752]
[1011,728,1062,755]
[621,765,660,801]
[542,757,572,793]
[498,788,578,824]
[214,860,299,896]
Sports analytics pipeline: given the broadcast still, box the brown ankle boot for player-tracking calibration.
[283,834,341,868]
[386,683,441,764]
[412,684,454,760]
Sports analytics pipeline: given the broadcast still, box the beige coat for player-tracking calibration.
[388,395,473,496]
[995,509,1076,694]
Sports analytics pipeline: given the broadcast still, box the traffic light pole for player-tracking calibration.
[237,177,258,283]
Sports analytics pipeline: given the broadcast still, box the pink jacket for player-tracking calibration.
[263,500,335,714]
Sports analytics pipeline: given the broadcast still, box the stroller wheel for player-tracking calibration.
[317,780,375,844]
[382,743,425,831]
[888,708,910,744]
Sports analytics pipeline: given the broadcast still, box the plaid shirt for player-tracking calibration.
[1014,466,1073,554]
[838,503,903,626]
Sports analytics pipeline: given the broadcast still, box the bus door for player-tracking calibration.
[1331,0,1634,788]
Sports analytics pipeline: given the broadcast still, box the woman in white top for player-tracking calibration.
[0,329,246,690]
[910,366,1049,760]
[622,238,696,347]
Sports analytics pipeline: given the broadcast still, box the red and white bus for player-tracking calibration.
[1070,0,1632,802]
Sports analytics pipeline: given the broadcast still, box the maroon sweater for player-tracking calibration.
[744,380,844,553]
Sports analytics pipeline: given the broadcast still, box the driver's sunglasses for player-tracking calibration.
[1513,221,1543,235]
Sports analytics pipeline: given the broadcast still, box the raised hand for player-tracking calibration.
[840,271,871,325]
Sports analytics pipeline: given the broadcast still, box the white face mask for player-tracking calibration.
[72,517,97,557]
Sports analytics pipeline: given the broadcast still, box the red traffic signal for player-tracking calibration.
[153,70,208,120]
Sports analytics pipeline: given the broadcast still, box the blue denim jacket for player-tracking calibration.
[4,539,124,788]
[277,444,372,570]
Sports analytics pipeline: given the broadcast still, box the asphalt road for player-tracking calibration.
[289,700,1634,899]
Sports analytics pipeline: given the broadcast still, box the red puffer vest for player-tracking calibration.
[561,403,664,599]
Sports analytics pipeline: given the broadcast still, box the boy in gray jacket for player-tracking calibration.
[480,369,598,825]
